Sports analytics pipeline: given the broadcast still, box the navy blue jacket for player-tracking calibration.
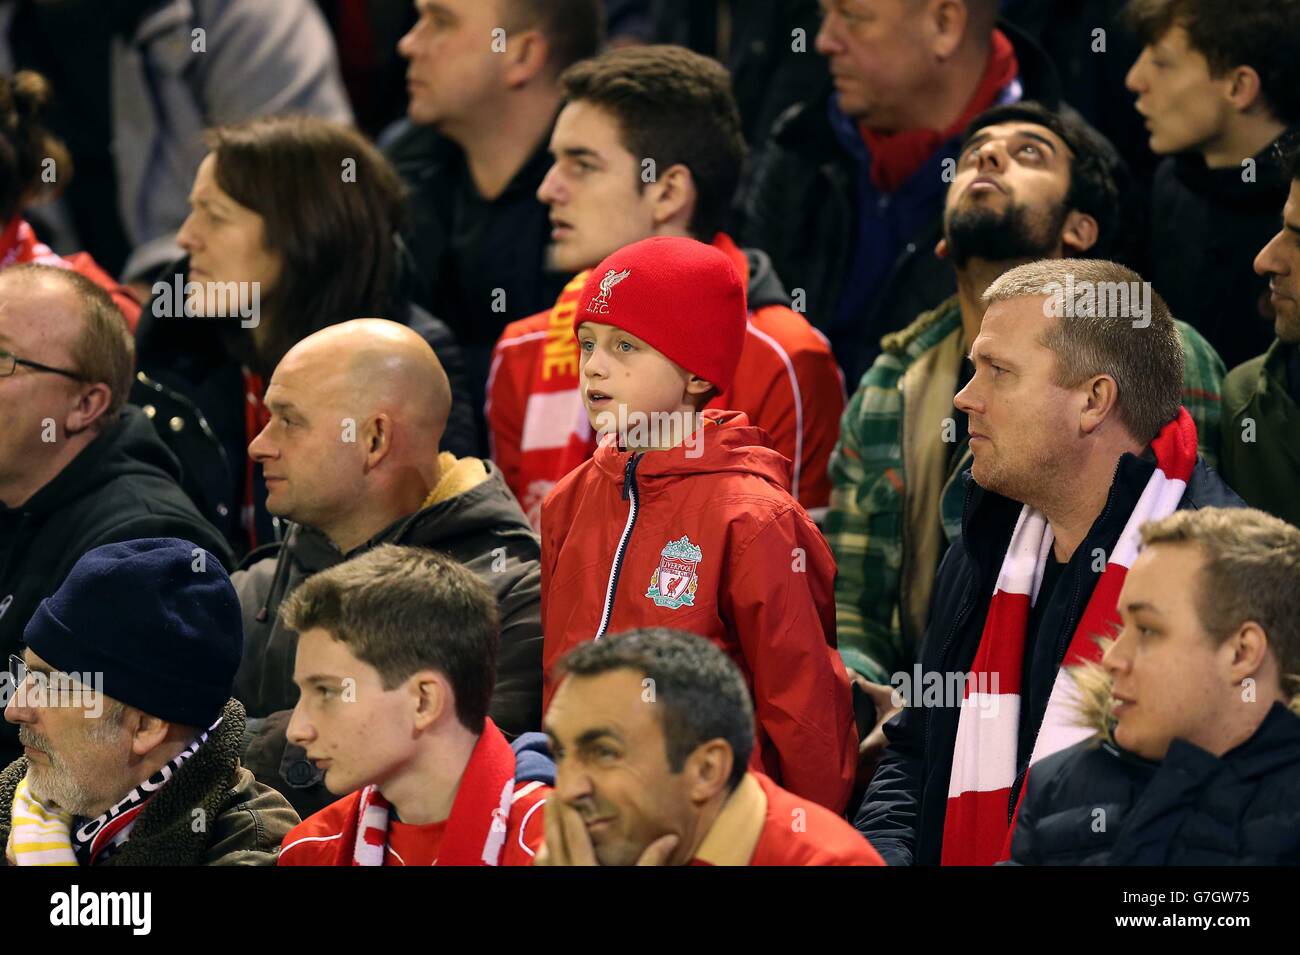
[854,454,1244,865]
[1010,703,1300,865]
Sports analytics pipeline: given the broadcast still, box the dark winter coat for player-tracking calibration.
[1146,133,1299,372]
[0,406,233,767]
[1010,670,1300,866]
[231,459,543,818]
[0,698,298,866]
[854,454,1244,866]
[736,20,1061,384]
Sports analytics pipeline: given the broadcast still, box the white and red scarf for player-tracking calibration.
[941,409,1198,865]
[351,719,516,866]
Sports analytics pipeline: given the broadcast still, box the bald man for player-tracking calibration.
[231,319,543,818]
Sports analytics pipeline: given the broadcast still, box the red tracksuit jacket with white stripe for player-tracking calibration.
[487,233,845,531]
[540,410,857,814]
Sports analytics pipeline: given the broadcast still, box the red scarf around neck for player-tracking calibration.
[352,718,517,866]
[861,28,1019,193]
[941,409,1198,866]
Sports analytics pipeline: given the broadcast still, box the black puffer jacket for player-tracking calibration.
[0,407,233,767]
[231,457,543,818]
[854,454,1244,866]
[0,698,298,866]
[1010,702,1300,865]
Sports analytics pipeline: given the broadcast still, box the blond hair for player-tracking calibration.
[1141,507,1300,708]
[982,258,1183,445]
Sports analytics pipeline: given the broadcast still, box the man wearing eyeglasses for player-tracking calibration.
[0,264,232,767]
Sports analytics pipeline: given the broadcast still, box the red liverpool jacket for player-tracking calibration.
[487,233,844,530]
[540,410,856,813]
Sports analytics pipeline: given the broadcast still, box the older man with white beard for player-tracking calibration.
[1,538,296,866]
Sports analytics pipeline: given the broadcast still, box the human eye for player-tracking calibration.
[616,339,636,353]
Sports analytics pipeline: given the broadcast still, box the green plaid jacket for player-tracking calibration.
[826,296,1227,683]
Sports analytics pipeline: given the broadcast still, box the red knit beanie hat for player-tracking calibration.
[574,236,747,393]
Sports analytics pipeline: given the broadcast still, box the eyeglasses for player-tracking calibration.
[0,350,86,381]
[8,654,27,688]
[6,654,42,706]
[7,654,50,708]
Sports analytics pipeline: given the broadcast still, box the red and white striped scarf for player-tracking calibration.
[351,718,516,866]
[941,409,1198,865]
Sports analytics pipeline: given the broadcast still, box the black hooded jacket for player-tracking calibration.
[0,408,231,765]
[854,453,1244,865]
[1146,132,1299,372]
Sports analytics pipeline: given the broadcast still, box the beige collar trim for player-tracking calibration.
[693,773,767,866]
[421,452,489,509]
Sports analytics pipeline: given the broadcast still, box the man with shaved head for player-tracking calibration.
[231,319,543,817]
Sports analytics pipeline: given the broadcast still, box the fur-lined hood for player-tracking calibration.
[1066,651,1300,752]
[1067,658,1119,745]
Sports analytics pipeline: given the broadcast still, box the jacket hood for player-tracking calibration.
[1066,656,1119,743]
[0,697,287,866]
[712,232,791,311]
[743,247,792,311]
[511,733,556,786]
[589,409,793,494]
[10,405,184,520]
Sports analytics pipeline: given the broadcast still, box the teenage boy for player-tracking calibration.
[539,235,856,814]
[1124,0,1300,370]
[277,546,552,866]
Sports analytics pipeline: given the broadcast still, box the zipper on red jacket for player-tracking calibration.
[595,453,642,640]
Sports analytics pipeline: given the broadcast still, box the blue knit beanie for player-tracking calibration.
[23,538,242,727]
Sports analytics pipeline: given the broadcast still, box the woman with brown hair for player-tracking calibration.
[0,70,141,328]
[134,115,475,558]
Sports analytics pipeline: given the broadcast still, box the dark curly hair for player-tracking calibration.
[962,101,1126,260]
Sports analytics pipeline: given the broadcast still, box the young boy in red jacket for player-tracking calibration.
[488,45,844,530]
[275,546,550,866]
[539,235,856,814]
